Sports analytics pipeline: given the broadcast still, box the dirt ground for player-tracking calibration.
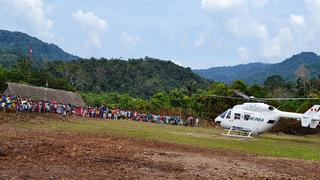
[0,119,320,179]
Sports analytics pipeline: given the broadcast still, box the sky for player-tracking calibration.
[0,0,320,69]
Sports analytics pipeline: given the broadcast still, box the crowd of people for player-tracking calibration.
[0,94,200,127]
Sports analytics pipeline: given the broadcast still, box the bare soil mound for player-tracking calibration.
[0,111,64,124]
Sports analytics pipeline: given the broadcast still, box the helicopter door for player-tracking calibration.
[222,110,233,128]
[226,110,232,120]
[232,112,244,130]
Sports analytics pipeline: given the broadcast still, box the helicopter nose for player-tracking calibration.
[215,117,222,124]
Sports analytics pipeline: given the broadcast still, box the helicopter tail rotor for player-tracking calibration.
[302,105,320,128]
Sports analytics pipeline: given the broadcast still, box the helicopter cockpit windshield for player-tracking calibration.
[215,109,231,124]
[219,110,228,118]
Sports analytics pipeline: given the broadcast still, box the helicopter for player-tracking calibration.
[212,90,320,137]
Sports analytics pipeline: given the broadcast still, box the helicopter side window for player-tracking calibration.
[234,113,241,120]
[268,106,275,111]
[219,110,228,118]
[267,120,276,124]
[226,111,232,119]
[244,114,250,120]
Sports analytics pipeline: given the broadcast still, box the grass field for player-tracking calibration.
[16,118,320,161]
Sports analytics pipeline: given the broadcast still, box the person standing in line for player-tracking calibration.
[194,118,199,127]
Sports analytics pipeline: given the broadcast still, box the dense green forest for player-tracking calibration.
[194,52,320,84]
[0,49,21,67]
[45,57,208,97]
[0,56,208,97]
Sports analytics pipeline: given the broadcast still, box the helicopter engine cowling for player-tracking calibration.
[301,105,320,128]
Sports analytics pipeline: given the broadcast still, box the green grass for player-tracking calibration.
[16,118,320,161]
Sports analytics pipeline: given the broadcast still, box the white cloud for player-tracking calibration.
[120,32,141,46]
[194,33,206,47]
[250,0,271,7]
[73,10,107,31]
[290,14,305,26]
[227,17,269,40]
[225,8,303,61]
[72,9,107,48]
[171,59,183,66]
[262,27,293,59]
[200,0,270,11]
[302,0,320,51]
[179,42,187,48]
[201,0,301,63]
[305,0,320,23]
[238,47,249,60]
[201,0,245,10]
[2,0,54,40]
[226,14,301,61]
[305,0,320,50]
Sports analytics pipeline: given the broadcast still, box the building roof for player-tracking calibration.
[4,82,85,107]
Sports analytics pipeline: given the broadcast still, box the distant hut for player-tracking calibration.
[3,82,85,107]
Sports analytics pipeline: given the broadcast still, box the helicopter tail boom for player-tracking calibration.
[302,105,320,128]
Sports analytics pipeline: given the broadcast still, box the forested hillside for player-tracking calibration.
[194,52,320,84]
[0,56,209,98]
[0,30,78,67]
[46,57,209,97]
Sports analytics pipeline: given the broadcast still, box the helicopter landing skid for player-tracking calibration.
[221,127,253,138]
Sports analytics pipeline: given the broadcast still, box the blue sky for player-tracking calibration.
[1,0,320,68]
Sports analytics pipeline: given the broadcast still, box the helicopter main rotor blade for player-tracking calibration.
[233,90,251,100]
[194,94,245,100]
[260,97,319,101]
[193,94,319,101]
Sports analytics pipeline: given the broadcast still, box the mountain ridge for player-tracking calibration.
[194,52,320,84]
[0,30,79,66]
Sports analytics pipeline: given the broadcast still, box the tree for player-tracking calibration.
[0,66,7,92]
[5,69,24,83]
[169,89,185,107]
[230,80,247,93]
[248,84,268,98]
[16,56,32,83]
[150,92,170,111]
[185,80,197,96]
[310,76,320,90]
[295,64,310,96]
[263,75,285,96]
[208,82,232,96]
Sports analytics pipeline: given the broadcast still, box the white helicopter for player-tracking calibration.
[213,91,320,137]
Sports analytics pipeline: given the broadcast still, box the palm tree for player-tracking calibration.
[185,80,197,96]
